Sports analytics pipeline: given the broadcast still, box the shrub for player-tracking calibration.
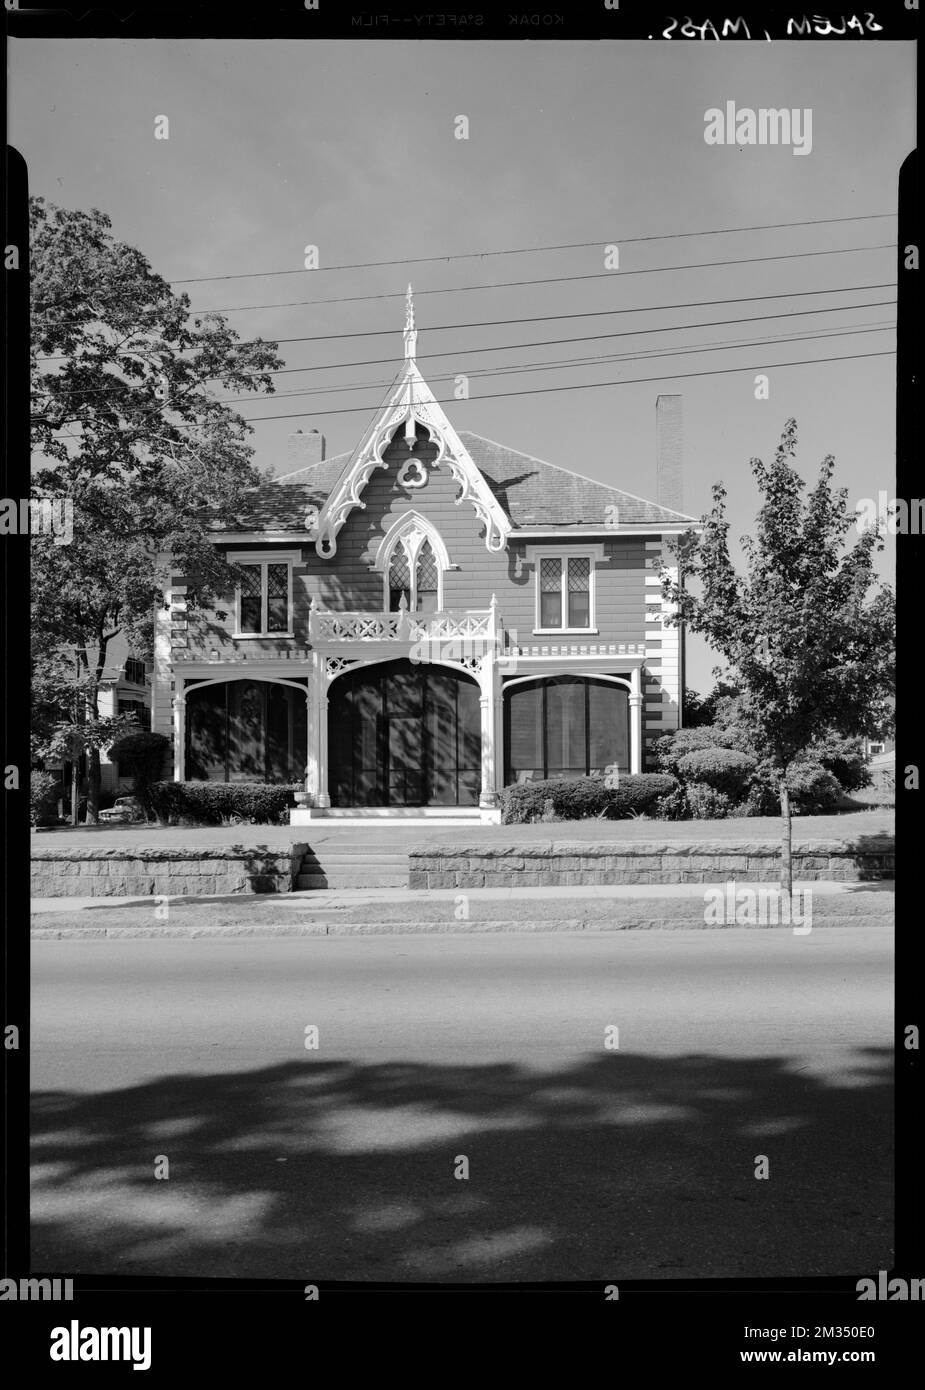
[653,726,727,778]
[31,771,60,825]
[675,747,757,798]
[811,734,871,793]
[652,785,690,821]
[108,731,170,817]
[740,758,844,817]
[784,761,843,814]
[685,784,735,819]
[147,781,301,826]
[658,718,864,817]
[500,774,677,824]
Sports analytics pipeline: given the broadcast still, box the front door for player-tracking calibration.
[329,659,480,808]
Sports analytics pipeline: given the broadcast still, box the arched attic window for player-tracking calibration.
[378,514,450,614]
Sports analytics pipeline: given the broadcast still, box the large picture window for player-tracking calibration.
[504,676,629,784]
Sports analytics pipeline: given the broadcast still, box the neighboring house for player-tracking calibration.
[863,696,895,759]
[40,633,151,802]
[98,637,151,793]
[153,291,698,821]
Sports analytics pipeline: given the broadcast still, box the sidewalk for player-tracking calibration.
[31,880,894,937]
[32,878,894,913]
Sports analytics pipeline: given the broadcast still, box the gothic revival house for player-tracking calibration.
[153,292,697,822]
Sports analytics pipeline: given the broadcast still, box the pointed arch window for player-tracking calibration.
[376,514,451,614]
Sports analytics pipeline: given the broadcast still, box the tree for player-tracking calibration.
[660,419,894,894]
[44,712,143,826]
[30,198,284,821]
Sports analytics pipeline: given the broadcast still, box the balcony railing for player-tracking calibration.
[308,596,501,645]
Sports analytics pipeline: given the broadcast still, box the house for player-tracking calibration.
[152,290,698,822]
[40,633,151,805]
[98,638,151,793]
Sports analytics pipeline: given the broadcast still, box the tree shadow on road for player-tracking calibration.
[31,1047,892,1282]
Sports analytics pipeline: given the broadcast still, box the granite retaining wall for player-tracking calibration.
[408,838,895,888]
[31,845,308,897]
[31,835,894,897]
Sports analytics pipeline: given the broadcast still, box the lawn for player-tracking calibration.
[31,808,894,850]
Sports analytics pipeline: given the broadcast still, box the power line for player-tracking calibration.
[247,292,898,377]
[260,280,902,346]
[171,349,897,425]
[34,281,897,361]
[163,212,896,286]
[32,296,897,397]
[35,245,894,329]
[215,323,895,407]
[183,244,892,316]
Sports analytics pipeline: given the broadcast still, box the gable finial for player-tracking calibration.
[404,283,417,360]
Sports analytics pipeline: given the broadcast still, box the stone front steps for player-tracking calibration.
[295,845,409,889]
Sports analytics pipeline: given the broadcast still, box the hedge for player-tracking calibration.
[108,731,170,817]
[500,774,678,824]
[147,781,301,825]
[31,771,60,826]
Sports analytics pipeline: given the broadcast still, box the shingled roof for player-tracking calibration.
[206,430,697,533]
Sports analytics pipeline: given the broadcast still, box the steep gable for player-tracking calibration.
[205,290,698,538]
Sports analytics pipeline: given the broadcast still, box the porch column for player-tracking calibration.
[313,655,331,808]
[304,679,317,802]
[173,678,185,782]
[629,665,643,775]
[479,656,500,807]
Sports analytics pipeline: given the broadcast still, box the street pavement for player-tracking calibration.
[31,926,893,1282]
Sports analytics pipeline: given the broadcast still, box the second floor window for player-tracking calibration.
[236,560,292,635]
[388,537,440,614]
[539,555,592,630]
[123,657,146,685]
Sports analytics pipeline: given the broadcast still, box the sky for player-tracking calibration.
[11,38,914,691]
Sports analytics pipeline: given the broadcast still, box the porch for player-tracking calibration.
[164,602,648,821]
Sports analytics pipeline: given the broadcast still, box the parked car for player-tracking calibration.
[97,796,145,824]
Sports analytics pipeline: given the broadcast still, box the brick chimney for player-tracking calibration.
[285,427,325,476]
[655,395,683,513]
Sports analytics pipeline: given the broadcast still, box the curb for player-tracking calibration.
[31,915,893,939]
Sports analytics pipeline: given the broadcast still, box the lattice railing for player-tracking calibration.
[309,605,500,643]
[310,612,405,641]
[507,641,645,657]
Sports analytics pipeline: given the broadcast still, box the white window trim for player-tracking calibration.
[231,551,299,639]
[524,543,605,635]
